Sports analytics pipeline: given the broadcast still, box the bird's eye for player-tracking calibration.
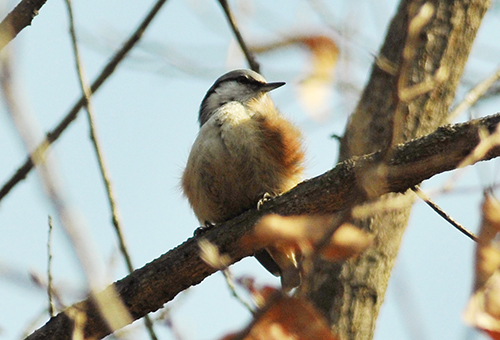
[236,75,251,84]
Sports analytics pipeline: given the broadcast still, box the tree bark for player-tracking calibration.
[309,0,490,339]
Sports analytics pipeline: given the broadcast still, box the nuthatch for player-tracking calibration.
[182,69,304,289]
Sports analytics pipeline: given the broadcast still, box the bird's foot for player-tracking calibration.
[194,221,216,236]
[257,192,274,210]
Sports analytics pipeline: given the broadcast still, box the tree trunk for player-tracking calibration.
[308,1,490,339]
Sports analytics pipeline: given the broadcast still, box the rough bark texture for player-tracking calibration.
[309,1,491,339]
[25,113,500,340]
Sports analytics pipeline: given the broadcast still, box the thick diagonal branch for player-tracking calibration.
[25,113,500,340]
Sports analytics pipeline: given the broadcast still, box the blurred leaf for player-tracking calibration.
[252,215,373,262]
[251,35,338,120]
[464,194,500,338]
[199,239,231,270]
[222,292,338,340]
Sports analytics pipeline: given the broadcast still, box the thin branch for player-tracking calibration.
[217,0,260,73]
[0,0,48,51]
[222,269,254,313]
[227,290,284,340]
[449,64,500,122]
[0,0,170,203]
[62,1,159,339]
[1,34,131,340]
[47,216,55,317]
[411,186,478,241]
[25,113,500,340]
[397,3,436,102]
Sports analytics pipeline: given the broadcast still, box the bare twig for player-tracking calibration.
[397,3,448,103]
[412,186,478,241]
[0,0,48,51]
[160,312,185,340]
[449,64,500,122]
[392,3,442,147]
[217,0,260,72]
[63,1,158,339]
[222,269,254,313]
[47,216,55,317]
[1,32,132,338]
[397,3,435,101]
[0,0,170,203]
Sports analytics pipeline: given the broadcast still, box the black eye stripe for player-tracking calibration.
[205,77,258,98]
[235,75,263,86]
[236,75,251,83]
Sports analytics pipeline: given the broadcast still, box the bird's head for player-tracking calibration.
[199,69,285,127]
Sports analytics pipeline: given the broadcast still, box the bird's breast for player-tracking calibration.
[182,101,303,223]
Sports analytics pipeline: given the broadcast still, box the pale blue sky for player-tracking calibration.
[0,0,498,339]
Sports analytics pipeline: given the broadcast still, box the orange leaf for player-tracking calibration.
[253,215,373,261]
[250,35,339,120]
[223,294,338,340]
[464,194,500,337]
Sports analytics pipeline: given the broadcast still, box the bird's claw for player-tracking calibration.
[257,192,274,210]
[194,221,216,236]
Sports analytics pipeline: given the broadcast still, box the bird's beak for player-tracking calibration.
[261,81,286,93]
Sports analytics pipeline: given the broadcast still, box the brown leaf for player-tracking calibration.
[301,35,339,80]
[198,239,231,270]
[223,294,338,340]
[475,194,500,290]
[250,35,338,120]
[464,194,500,337]
[253,215,373,261]
[297,36,338,120]
[321,223,374,261]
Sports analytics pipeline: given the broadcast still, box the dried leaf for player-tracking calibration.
[250,34,338,120]
[321,223,374,261]
[253,215,373,261]
[302,36,339,78]
[475,194,500,290]
[464,194,500,337]
[465,273,500,338]
[223,294,338,340]
[233,278,278,309]
[198,239,231,270]
[297,36,338,120]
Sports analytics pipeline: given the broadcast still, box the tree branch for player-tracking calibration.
[25,112,500,340]
[449,63,500,122]
[0,0,170,203]
[0,0,48,51]
[62,1,159,338]
[217,0,260,73]
[412,185,477,241]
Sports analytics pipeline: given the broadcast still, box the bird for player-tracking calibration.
[181,69,305,289]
